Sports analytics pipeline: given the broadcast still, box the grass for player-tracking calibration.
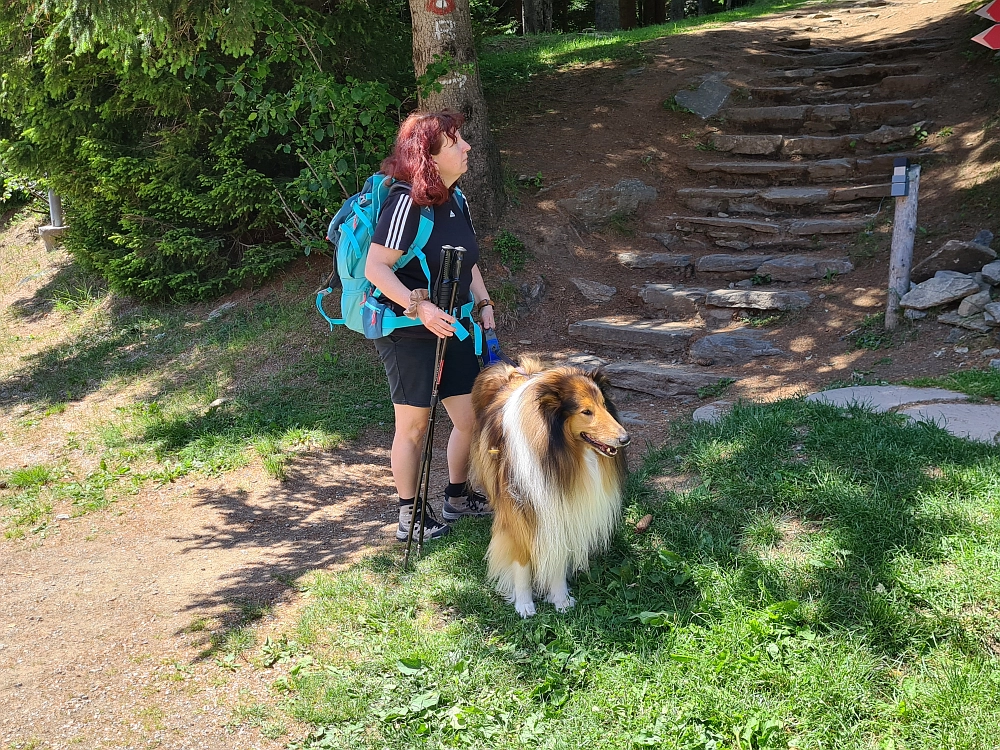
[906,368,1000,400]
[478,0,816,97]
[0,228,393,535]
[264,398,1000,750]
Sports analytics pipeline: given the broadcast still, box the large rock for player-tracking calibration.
[689,331,784,366]
[557,179,658,228]
[958,290,992,317]
[674,79,733,119]
[571,278,616,303]
[604,361,733,398]
[937,312,992,333]
[640,284,708,313]
[707,289,811,311]
[911,239,998,283]
[568,317,698,353]
[899,275,981,310]
[985,302,1000,326]
[757,256,853,282]
[981,260,1000,285]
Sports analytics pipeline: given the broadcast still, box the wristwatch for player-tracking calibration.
[474,298,495,315]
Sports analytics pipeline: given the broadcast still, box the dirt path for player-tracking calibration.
[3,0,997,747]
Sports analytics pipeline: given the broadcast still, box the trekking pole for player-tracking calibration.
[403,245,464,568]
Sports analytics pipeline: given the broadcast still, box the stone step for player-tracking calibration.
[689,331,783,366]
[749,75,938,104]
[665,214,866,235]
[707,289,812,311]
[687,254,853,280]
[762,42,947,68]
[617,251,694,273]
[604,361,732,398]
[568,317,699,353]
[687,151,931,184]
[709,124,922,156]
[676,185,889,214]
[723,101,926,133]
[763,63,921,86]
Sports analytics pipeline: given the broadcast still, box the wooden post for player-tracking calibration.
[885,164,921,330]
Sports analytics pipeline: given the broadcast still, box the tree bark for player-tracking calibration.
[670,0,685,20]
[595,0,620,30]
[654,0,667,23]
[885,166,921,331]
[641,0,655,26]
[523,0,552,33]
[620,0,636,29]
[410,0,505,230]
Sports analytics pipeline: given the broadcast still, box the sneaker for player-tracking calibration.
[396,501,451,542]
[442,487,494,521]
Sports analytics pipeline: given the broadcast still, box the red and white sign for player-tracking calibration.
[427,0,455,15]
[976,1,1000,22]
[972,23,1000,49]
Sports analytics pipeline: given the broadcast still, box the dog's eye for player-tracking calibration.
[581,409,593,416]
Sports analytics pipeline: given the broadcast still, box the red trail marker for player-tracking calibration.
[972,23,1000,49]
[976,1,1000,22]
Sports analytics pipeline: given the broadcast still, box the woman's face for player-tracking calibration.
[432,131,471,187]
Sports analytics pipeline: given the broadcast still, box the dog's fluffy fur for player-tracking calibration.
[470,358,630,617]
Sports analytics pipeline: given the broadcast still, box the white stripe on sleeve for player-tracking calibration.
[385,194,413,250]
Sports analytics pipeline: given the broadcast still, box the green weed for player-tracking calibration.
[697,377,736,400]
[845,312,908,351]
[493,231,530,273]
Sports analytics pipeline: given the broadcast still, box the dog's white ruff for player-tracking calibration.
[489,378,621,616]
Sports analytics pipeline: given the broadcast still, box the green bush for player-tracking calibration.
[0,0,410,302]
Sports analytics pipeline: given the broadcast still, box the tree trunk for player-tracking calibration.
[595,0,620,30]
[641,0,655,25]
[697,0,711,16]
[410,0,505,230]
[670,0,685,20]
[523,0,552,33]
[654,0,667,23]
[619,0,636,29]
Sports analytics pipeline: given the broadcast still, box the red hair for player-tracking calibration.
[381,110,466,207]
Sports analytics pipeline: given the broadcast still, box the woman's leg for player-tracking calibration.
[390,403,431,498]
[441,394,475,485]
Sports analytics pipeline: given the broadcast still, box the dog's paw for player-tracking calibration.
[550,594,576,613]
[515,599,537,618]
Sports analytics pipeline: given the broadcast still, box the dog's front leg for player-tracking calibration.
[545,576,576,613]
[511,562,536,618]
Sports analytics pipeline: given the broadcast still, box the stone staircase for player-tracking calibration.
[568,32,948,381]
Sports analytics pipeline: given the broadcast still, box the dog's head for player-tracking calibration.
[536,367,630,458]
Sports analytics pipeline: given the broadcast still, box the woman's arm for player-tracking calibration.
[470,264,495,330]
[365,243,457,338]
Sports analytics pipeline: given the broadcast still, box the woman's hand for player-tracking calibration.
[417,300,457,338]
[480,304,496,331]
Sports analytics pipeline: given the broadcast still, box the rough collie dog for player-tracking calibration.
[470,358,630,617]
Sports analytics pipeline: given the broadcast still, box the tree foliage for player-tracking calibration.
[0,0,413,301]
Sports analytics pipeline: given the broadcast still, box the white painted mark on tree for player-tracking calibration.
[434,18,456,40]
[439,74,468,89]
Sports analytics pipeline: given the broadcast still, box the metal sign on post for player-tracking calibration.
[976,1,1000,22]
[972,24,1000,49]
[885,163,921,331]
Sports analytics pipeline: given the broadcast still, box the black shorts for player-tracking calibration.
[374,332,481,407]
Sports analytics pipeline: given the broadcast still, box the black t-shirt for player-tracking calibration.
[371,184,480,339]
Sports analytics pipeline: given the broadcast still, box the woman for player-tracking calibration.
[365,110,495,541]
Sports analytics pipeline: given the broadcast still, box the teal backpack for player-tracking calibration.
[316,173,480,351]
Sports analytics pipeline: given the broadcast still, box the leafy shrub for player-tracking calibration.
[492,230,530,273]
[0,1,410,302]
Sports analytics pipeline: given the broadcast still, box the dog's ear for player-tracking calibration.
[588,367,621,421]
